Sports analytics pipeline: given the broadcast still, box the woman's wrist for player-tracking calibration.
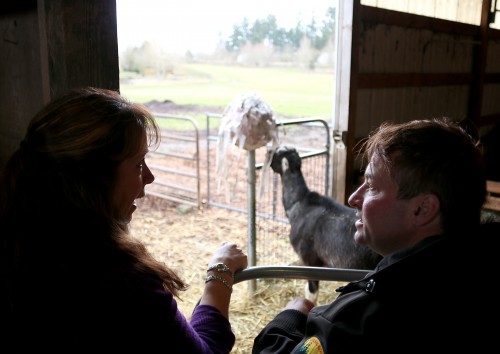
[206,262,234,278]
[206,262,234,291]
[205,273,233,292]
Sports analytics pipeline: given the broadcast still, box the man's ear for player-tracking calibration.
[412,193,440,226]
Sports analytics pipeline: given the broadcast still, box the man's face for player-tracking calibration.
[348,153,416,256]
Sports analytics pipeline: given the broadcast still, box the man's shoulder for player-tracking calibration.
[465,221,500,250]
[479,221,500,236]
[453,221,500,277]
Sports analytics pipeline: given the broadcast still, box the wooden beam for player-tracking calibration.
[38,0,120,99]
[484,180,500,212]
[357,73,474,89]
[487,180,500,194]
[467,0,492,126]
[361,5,479,36]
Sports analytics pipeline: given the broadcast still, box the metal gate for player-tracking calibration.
[146,113,201,208]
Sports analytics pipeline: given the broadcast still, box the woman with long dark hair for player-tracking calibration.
[0,87,247,353]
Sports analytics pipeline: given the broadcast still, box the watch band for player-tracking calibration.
[207,262,233,278]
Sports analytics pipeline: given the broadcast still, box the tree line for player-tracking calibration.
[225,7,335,53]
[120,7,336,75]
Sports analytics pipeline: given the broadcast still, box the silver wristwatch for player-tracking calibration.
[207,262,233,277]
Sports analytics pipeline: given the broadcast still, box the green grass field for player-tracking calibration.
[120,63,335,119]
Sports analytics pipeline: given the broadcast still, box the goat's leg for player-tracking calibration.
[305,279,319,305]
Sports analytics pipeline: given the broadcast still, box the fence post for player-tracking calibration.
[247,150,257,294]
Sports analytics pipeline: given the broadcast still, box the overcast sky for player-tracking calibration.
[116,0,336,54]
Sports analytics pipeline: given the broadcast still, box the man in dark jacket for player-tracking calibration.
[253,118,500,353]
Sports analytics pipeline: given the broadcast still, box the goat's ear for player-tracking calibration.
[410,193,440,227]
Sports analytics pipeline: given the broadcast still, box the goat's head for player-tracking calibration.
[268,145,302,175]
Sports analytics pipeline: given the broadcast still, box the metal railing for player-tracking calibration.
[234,265,369,284]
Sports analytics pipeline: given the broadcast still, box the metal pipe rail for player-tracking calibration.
[234,265,370,284]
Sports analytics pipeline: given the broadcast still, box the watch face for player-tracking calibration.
[217,263,227,271]
[208,263,231,274]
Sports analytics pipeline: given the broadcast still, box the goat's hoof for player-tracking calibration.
[305,283,318,305]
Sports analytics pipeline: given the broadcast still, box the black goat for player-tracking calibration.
[269,146,382,302]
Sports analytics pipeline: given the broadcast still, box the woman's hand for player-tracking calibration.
[199,242,248,318]
[209,241,248,276]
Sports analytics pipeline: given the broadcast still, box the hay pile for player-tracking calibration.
[130,196,346,353]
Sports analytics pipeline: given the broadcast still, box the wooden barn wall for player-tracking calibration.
[354,8,500,138]
[484,37,500,125]
[0,0,119,173]
[355,24,476,138]
[342,1,500,199]
[0,2,44,172]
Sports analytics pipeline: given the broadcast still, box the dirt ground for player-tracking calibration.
[144,99,224,117]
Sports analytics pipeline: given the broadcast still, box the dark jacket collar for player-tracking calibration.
[375,234,445,272]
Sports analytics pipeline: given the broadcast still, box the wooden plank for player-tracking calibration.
[478,113,500,126]
[39,0,119,98]
[484,196,500,211]
[357,73,474,88]
[467,0,491,128]
[487,180,500,194]
[361,4,480,36]
[484,180,500,212]
[484,73,500,83]
[0,2,45,169]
